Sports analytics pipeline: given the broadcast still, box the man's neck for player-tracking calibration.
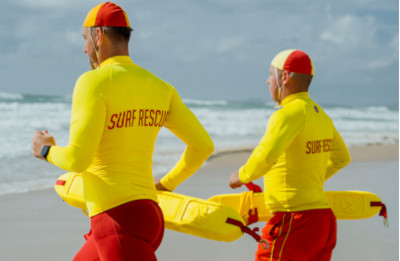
[280,82,309,101]
[98,48,129,65]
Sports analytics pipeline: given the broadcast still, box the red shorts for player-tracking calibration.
[73,199,164,261]
[255,208,336,261]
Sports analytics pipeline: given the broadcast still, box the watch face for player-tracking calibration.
[41,145,50,159]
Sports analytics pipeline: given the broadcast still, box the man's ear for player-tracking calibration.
[281,70,291,85]
[95,27,104,47]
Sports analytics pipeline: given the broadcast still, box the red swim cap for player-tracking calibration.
[83,2,130,27]
[271,49,314,75]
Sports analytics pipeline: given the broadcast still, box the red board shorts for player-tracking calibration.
[255,208,336,261]
[73,199,164,261]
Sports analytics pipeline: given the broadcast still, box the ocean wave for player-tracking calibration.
[326,106,398,121]
[0,92,24,101]
[0,94,398,195]
[183,98,228,106]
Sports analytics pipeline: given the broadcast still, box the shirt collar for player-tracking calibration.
[281,92,310,107]
[99,56,134,68]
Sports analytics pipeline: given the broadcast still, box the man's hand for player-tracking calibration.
[31,130,56,160]
[229,171,244,189]
[154,179,171,191]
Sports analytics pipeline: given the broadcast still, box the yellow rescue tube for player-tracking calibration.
[157,191,243,241]
[55,172,244,242]
[208,190,385,224]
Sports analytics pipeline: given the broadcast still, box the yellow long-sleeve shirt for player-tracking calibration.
[239,92,351,212]
[48,56,214,217]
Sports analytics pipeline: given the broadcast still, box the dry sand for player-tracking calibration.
[0,144,398,261]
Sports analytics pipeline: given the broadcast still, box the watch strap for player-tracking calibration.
[41,145,52,161]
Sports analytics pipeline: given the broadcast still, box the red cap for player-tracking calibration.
[83,2,130,27]
[271,49,314,75]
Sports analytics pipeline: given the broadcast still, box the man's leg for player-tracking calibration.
[90,200,164,261]
[255,209,336,261]
[73,231,100,261]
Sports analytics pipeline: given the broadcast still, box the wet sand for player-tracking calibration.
[0,144,398,260]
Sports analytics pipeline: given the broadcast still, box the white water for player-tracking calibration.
[0,92,398,195]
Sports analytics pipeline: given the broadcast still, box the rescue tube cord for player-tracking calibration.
[370,202,389,228]
[226,218,269,249]
[245,182,263,192]
[247,207,259,225]
[244,182,262,225]
[229,182,268,249]
[238,191,259,225]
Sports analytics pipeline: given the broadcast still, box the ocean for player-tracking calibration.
[0,92,398,195]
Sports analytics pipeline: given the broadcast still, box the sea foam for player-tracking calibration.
[0,93,398,195]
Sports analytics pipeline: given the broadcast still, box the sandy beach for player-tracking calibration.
[0,144,398,261]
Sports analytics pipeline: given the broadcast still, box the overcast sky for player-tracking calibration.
[0,0,398,107]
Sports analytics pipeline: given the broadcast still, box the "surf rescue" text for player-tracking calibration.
[305,139,332,154]
[108,109,168,129]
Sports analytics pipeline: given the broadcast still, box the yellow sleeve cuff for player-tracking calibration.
[46,146,55,164]
[238,165,252,184]
[159,174,183,191]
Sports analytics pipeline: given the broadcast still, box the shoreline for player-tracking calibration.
[0,144,397,198]
[161,143,400,261]
[209,143,399,162]
[0,143,398,261]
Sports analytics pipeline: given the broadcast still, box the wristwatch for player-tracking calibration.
[41,145,52,161]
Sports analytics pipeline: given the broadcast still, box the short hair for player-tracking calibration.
[276,69,313,89]
[90,26,133,43]
[290,72,313,89]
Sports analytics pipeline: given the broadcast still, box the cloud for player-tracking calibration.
[367,59,393,69]
[216,36,245,53]
[0,0,398,106]
[366,33,399,69]
[341,0,396,11]
[321,15,377,45]
[388,33,399,51]
[137,31,154,41]
[14,0,86,9]
[65,29,83,47]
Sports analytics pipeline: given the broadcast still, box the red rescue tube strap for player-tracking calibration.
[244,182,262,225]
[370,201,388,227]
[55,179,66,186]
[245,182,262,192]
[247,208,259,225]
[226,218,268,249]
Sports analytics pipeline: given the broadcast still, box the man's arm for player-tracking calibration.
[237,110,304,184]
[325,126,351,180]
[31,130,56,160]
[158,88,214,191]
[46,73,107,172]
